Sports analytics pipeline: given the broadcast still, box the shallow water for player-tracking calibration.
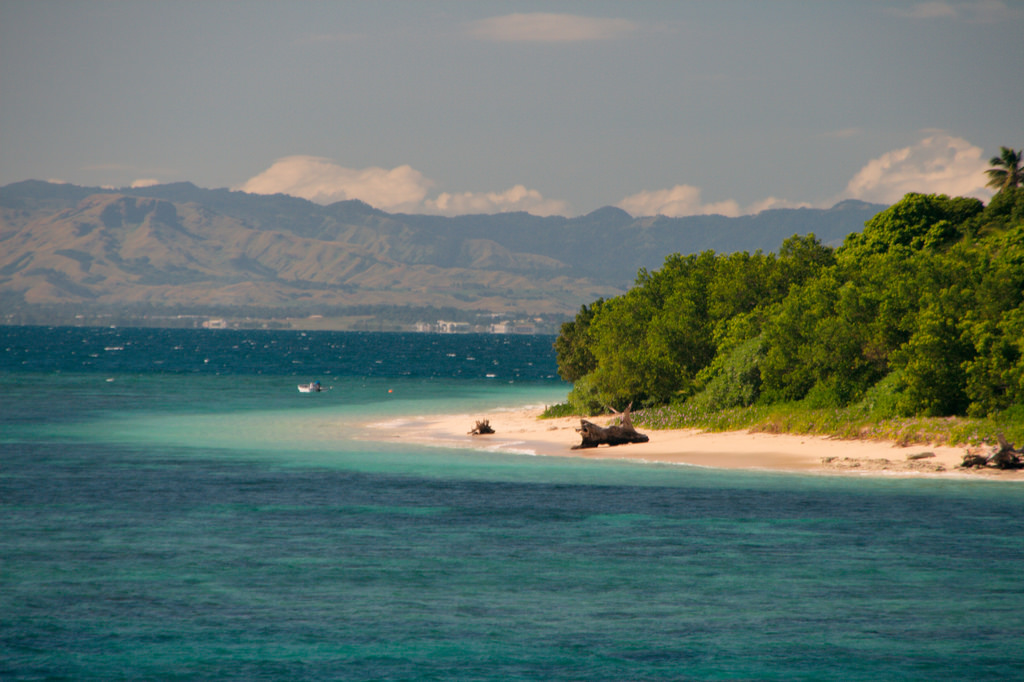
[2,326,1023,680]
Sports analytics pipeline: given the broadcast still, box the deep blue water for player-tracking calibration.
[2,326,1023,680]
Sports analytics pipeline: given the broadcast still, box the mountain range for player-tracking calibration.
[0,180,885,330]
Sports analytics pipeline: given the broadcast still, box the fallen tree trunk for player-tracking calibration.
[573,404,649,450]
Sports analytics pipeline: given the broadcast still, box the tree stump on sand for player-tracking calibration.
[572,403,649,450]
[960,453,988,468]
[469,419,495,435]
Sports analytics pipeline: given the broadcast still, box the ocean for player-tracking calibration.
[2,326,1023,681]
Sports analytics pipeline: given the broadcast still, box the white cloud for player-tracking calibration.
[239,156,431,213]
[746,197,814,214]
[427,186,569,217]
[616,185,813,218]
[616,185,741,218]
[130,178,160,188]
[468,13,637,42]
[239,155,567,216]
[840,134,993,204]
[241,133,996,222]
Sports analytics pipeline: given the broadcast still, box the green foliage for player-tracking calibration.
[759,273,840,402]
[690,334,765,412]
[634,400,1024,449]
[962,187,1024,239]
[581,253,717,408]
[774,233,837,289]
[838,193,983,263]
[563,372,614,415]
[893,296,972,416]
[552,187,1024,429]
[553,299,603,382]
[856,371,903,420]
[562,237,838,411]
[540,402,577,418]
[985,146,1023,192]
[960,225,1024,415]
[964,306,1024,416]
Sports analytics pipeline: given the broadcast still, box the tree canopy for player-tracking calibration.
[554,188,1024,420]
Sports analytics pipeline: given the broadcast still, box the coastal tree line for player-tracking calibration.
[554,147,1024,422]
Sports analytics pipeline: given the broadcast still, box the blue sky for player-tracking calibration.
[1,1,1020,217]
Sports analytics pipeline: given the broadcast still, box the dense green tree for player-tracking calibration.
[584,252,718,408]
[964,306,1024,416]
[552,192,1023,419]
[691,314,766,411]
[985,146,1023,192]
[707,251,774,322]
[585,287,670,409]
[759,271,843,403]
[961,224,1024,414]
[553,299,603,382]
[964,187,1024,238]
[893,291,973,416]
[773,233,836,291]
[838,193,982,263]
[685,236,834,410]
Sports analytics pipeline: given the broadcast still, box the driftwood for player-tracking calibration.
[988,434,1023,469]
[960,453,989,468]
[960,434,1023,470]
[573,403,649,450]
[468,419,495,436]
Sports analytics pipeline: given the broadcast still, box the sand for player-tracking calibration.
[366,406,1024,479]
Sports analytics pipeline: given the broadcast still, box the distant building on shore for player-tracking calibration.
[436,320,471,334]
[412,318,544,334]
[489,321,537,334]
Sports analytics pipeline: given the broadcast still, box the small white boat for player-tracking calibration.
[297,381,322,393]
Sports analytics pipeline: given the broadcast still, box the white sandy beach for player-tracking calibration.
[367,406,1024,479]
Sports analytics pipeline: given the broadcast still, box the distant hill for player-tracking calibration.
[0,180,885,329]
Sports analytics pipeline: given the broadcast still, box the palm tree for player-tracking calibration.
[985,146,1023,192]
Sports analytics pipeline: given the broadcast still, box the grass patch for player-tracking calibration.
[540,402,577,418]
[543,396,1023,449]
[633,402,1024,448]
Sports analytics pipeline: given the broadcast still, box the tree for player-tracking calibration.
[773,233,836,292]
[894,294,973,417]
[986,146,1023,192]
[961,224,1024,415]
[553,299,603,382]
[584,253,719,408]
[837,193,982,263]
[760,272,843,403]
[962,187,1024,238]
[557,191,1024,419]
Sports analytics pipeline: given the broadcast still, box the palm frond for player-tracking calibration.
[986,146,1023,191]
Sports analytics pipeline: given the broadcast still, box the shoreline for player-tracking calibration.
[365,405,1024,480]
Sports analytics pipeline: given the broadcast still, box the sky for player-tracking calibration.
[1,1,1021,218]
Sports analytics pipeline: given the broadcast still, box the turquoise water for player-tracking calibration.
[2,327,1023,680]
